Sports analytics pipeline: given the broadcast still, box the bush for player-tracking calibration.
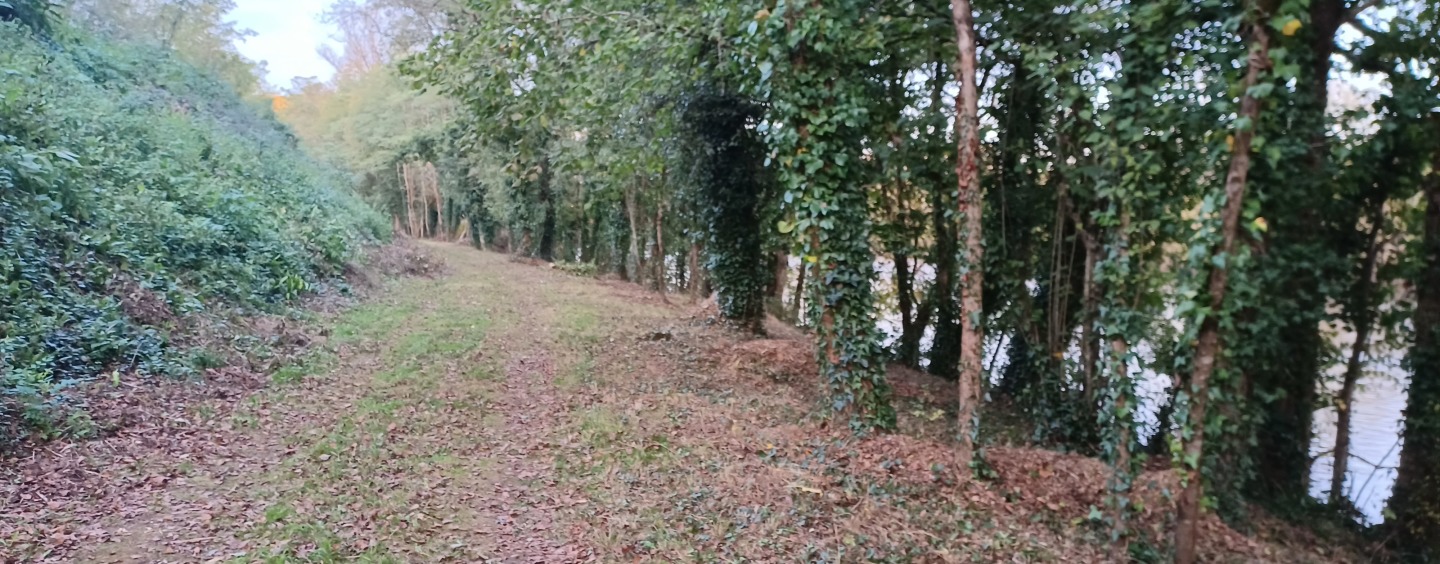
[553,261,598,277]
[0,21,387,434]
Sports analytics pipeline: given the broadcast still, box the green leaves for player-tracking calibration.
[1,23,381,419]
[740,0,894,430]
[1244,82,1274,99]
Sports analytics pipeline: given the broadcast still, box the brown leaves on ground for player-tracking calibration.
[715,338,814,384]
[2,241,1371,563]
[108,273,176,327]
[345,237,446,289]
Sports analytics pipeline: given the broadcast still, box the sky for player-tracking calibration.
[229,0,340,88]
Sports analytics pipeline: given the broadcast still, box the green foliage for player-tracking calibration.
[553,261,598,277]
[0,21,384,434]
[0,0,59,34]
[679,87,772,332]
[745,0,895,431]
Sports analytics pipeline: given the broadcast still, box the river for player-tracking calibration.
[781,256,1408,524]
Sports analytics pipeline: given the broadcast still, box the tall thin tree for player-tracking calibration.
[1174,3,1273,561]
[950,0,984,469]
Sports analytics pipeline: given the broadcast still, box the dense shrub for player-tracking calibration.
[0,21,387,429]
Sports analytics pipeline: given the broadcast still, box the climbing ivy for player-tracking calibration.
[679,86,773,332]
[746,0,895,430]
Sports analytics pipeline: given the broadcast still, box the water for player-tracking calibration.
[782,255,1409,525]
[1309,352,1407,524]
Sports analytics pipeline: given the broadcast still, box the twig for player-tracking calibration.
[1352,437,1401,512]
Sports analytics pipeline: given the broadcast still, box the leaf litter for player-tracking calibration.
[4,241,1372,563]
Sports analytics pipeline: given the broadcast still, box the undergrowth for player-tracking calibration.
[0,20,387,439]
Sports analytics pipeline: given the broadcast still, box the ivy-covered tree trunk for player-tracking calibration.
[1175,11,1271,563]
[1079,233,1100,407]
[1391,143,1440,558]
[682,89,769,330]
[951,0,984,469]
[766,0,894,430]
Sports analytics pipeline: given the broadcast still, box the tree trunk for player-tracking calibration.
[400,161,415,237]
[1174,14,1271,564]
[581,214,597,263]
[625,186,643,284]
[926,56,960,379]
[790,260,806,322]
[1391,138,1440,558]
[652,168,668,293]
[950,0,984,470]
[896,252,922,368]
[690,242,703,300]
[772,251,789,298]
[1330,210,1384,506]
[1104,206,1135,554]
[1109,336,1132,557]
[811,228,837,363]
[769,250,789,318]
[652,203,668,297]
[1250,0,1343,505]
[538,157,556,261]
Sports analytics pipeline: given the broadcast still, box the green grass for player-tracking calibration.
[332,302,419,342]
[221,265,508,562]
[271,351,336,385]
[555,353,595,389]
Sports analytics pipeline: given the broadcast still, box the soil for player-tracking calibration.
[1,242,1373,563]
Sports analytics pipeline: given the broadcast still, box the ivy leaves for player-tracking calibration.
[741,0,896,430]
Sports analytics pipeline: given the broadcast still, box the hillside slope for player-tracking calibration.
[0,20,386,438]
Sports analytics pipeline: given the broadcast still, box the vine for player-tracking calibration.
[679,86,773,332]
[748,0,894,430]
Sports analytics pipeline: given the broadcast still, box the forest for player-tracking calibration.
[3,0,1440,561]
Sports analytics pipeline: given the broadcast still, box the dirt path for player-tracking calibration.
[5,242,1359,563]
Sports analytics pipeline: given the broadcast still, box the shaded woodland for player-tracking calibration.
[4,0,1440,560]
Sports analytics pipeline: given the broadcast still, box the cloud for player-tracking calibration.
[229,0,341,88]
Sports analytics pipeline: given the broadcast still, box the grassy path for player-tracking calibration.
[6,242,1355,563]
[73,242,638,562]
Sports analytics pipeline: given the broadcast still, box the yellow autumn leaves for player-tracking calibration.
[1281,18,1303,37]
